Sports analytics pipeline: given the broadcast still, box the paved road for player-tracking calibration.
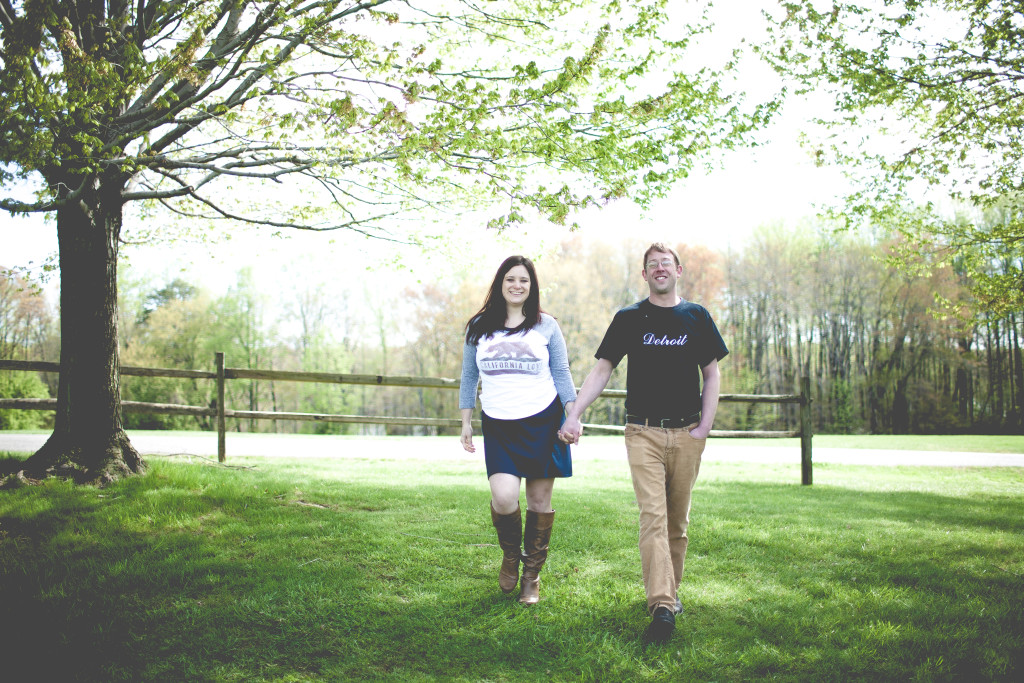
[3,432,1023,467]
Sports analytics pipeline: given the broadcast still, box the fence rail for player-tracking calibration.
[1,355,814,484]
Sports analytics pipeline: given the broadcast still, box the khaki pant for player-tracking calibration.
[624,422,705,614]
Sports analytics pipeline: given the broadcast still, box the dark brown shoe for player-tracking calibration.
[519,509,554,605]
[490,504,522,594]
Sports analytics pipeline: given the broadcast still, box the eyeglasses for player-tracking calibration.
[645,258,676,270]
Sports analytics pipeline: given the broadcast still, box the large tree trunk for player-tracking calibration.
[21,175,145,485]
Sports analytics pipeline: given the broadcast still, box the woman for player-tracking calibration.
[460,255,576,605]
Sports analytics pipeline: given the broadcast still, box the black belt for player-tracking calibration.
[625,413,701,429]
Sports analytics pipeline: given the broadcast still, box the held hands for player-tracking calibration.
[558,415,583,445]
[558,419,711,442]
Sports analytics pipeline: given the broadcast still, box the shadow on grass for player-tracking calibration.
[1,456,1022,681]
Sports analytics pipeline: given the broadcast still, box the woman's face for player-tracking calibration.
[501,264,531,307]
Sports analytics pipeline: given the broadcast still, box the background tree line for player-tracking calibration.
[3,224,1021,436]
[0,269,57,429]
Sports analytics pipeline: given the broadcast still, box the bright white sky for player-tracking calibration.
[2,100,847,297]
[0,1,850,299]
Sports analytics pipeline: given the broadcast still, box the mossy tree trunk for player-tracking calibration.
[23,173,145,485]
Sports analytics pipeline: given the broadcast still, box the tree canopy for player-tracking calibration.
[1,0,765,234]
[0,0,770,483]
[763,0,1024,318]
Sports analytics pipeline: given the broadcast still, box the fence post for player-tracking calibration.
[800,376,812,485]
[216,352,226,463]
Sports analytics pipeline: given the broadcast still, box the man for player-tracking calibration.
[559,242,728,644]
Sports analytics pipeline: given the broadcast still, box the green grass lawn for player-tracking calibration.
[1,449,1022,682]
[713,433,1024,453]
[3,430,1024,454]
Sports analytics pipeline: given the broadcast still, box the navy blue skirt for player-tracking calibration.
[482,397,572,479]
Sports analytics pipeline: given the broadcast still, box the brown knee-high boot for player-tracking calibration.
[519,509,555,605]
[491,504,523,593]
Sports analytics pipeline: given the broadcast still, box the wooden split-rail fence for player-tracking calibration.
[1,354,814,484]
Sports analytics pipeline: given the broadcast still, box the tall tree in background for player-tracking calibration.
[119,277,215,430]
[765,0,1024,318]
[674,242,724,308]
[401,281,477,432]
[0,0,770,483]
[0,269,53,430]
[0,269,53,361]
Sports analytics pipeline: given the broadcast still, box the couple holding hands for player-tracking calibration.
[459,243,728,645]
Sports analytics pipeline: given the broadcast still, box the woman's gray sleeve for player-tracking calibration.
[459,342,480,410]
[545,317,578,405]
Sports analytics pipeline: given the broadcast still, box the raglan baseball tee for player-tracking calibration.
[460,313,577,419]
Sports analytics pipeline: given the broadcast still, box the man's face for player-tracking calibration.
[641,250,682,295]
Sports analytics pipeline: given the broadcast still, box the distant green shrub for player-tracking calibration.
[0,371,51,430]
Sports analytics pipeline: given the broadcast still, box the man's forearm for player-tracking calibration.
[566,360,613,422]
[697,360,721,434]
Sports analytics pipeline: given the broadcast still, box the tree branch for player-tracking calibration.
[120,185,196,201]
[1,196,67,213]
[162,185,408,240]
[123,0,240,119]
[0,0,16,30]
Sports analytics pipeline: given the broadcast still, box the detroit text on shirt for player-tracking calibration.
[643,333,688,346]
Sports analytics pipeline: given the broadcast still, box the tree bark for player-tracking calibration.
[892,378,910,434]
[21,175,145,485]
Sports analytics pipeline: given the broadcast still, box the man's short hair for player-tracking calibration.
[643,242,681,268]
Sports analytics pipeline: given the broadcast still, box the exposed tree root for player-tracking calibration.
[7,430,146,487]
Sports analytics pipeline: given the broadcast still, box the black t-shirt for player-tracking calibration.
[595,299,729,418]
